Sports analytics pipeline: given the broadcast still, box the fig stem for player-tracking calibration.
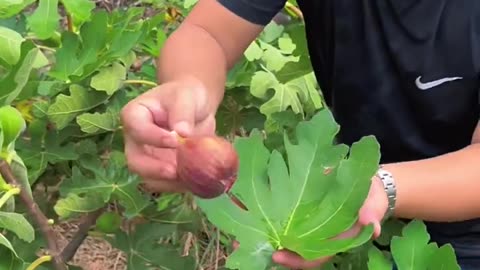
[172,131,186,144]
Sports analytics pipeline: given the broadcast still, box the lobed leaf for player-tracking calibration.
[250,70,322,117]
[47,84,109,130]
[59,153,150,218]
[367,220,461,270]
[90,62,127,95]
[367,246,392,270]
[391,220,437,269]
[16,121,79,183]
[54,193,105,219]
[76,109,119,134]
[197,108,381,269]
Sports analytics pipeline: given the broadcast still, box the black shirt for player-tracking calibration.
[218,0,480,264]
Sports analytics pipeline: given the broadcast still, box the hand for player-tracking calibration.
[120,76,217,193]
[233,176,389,269]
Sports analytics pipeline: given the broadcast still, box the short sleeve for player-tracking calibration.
[217,0,287,25]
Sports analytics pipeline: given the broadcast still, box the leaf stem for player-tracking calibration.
[123,79,158,87]
[27,255,52,270]
[66,14,73,32]
[0,187,20,209]
[284,2,304,20]
[0,159,67,270]
[35,44,56,52]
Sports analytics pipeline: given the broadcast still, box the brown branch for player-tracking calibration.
[0,159,67,270]
[66,14,73,32]
[60,207,105,262]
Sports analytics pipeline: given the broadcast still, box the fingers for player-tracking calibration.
[235,239,329,269]
[331,223,362,240]
[358,208,382,239]
[166,86,199,137]
[272,250,331,269]
[358,177,389,239]
[121,99,179,149]
[141,178,187,193]
[193,113,216,136]
[125,140,188,193]
[125,139,177,180]
[233,241,328,269]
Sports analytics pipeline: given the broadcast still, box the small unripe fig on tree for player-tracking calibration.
[176,135,239,199]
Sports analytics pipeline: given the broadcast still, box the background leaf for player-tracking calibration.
[60,0,95,25]
[90,62,127,95]
[0,211,34,242]
[47,84,109,129]
[26,0,60,39]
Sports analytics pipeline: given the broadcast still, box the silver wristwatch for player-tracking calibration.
[376,165,397,220]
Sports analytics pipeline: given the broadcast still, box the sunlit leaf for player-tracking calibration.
[90,62,126,95]
[60,0,95,25]
[26,0,60,39]
[54,193,105,219]
[0,211,34,242]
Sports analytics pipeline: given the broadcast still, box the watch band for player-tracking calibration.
[376,165,397,220]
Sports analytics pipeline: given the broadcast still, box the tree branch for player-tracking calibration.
[60,207,105,262]
[0,159,67,270]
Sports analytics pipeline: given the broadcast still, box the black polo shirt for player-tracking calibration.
[218,0,480,264]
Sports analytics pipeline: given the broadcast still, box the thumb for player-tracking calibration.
[167,87,199,137]
[358,209,382,239]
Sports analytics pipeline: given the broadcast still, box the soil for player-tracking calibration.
[55,220,127,270]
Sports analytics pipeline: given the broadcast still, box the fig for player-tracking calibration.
[176,135,239,199]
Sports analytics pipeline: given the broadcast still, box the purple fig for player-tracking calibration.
[176,135,239,199]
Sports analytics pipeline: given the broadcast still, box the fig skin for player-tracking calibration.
[176,135,239,199]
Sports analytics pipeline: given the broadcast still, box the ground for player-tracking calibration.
[56,220,127,270]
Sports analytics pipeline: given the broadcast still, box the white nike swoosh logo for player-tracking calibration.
[415,76,463,90]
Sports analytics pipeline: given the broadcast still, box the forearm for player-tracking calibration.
[156,23,230,113]
[384,143,480,222]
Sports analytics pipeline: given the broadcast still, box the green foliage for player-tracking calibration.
[197,109,380,269]
[367,220,461,270]
[0,1,463,270]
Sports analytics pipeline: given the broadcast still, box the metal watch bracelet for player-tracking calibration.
[376,165,397,220]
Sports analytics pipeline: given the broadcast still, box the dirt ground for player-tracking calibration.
[55,220,127,270]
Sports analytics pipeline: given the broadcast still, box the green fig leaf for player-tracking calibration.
[196,108,381,269]
[0,233,17,257]
[0,211,34,243]
[390,219,461,270]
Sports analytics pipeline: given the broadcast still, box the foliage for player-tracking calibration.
[0,0,463,270]
[198,110,380,269]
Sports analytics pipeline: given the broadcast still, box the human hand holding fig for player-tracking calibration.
[120,77,216,193]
